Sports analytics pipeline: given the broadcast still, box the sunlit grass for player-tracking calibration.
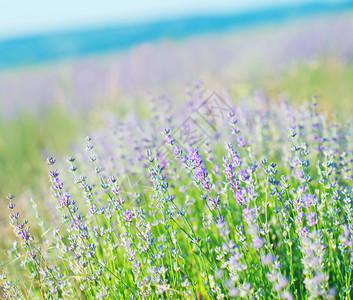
[0,108,81,196]
[269,58,353,112]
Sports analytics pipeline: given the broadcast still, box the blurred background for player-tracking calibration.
[0,0,353,199]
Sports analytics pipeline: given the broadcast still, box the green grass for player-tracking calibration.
[229,58,353,113]
[2,57,353,198]
[0,107,82,196]
[270,58,353,112]
[1,92,353,299]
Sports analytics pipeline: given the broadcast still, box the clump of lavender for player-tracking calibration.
[2,88,353,299]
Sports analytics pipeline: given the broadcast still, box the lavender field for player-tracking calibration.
[1,8,353,300]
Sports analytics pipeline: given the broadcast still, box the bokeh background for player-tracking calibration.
[0,0,353,213]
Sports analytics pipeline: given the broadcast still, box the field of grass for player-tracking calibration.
[1,71,353,298]
[228,58,353,114]
[1,11,353,299]
[1,57,353,197]
[272,59,353,113]
[0,107,82,196]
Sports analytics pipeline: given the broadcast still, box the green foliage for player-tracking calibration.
[0,108,81,196]
[273,59,353,112]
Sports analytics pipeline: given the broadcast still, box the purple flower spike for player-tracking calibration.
[125,209,134,223]
[27,249,36,259]
[237,137,247,148]
[172,145,183,157]
[240,169,250,181]
[49,169,59,178]
[59,193,73,208]
[195,165,208,181]
[165,135,174,145]
[18,227,31,242]
[46,156,56,165]
[189,149,203,167]
[306,211,318,227]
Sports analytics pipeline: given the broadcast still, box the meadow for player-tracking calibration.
[1,11,353,300]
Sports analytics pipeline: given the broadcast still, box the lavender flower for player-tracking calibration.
[124,209,134,223]
[2,89,351,298]
[306,211,318,227]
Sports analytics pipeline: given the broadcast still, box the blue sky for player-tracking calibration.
[0,0,348,40]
